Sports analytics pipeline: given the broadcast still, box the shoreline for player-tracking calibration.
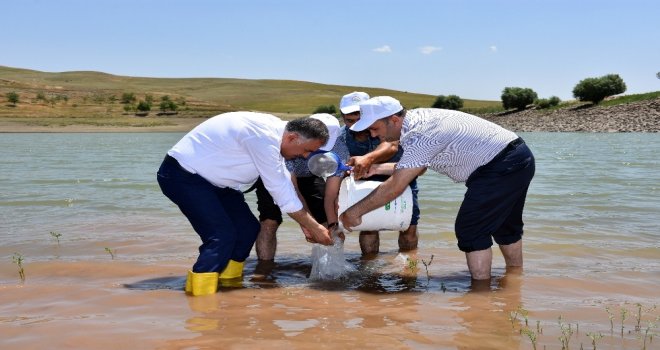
[1,98,658,133]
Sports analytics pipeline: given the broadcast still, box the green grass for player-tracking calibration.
[0,65,501,120]
[601,91,660,107]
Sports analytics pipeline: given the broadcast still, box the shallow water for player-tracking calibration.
[1,132,659,349]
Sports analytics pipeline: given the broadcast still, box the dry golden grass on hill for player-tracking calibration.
[0,65,499,130]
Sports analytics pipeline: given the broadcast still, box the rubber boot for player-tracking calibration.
[219,260,244,287]
[219,259,244,279]
[185,270,219,296]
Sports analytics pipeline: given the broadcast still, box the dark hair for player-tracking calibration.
[285,117,329,144]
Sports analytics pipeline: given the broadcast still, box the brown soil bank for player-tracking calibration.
[479,98,660,132]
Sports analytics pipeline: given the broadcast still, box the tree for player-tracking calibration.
[6,91,19,106]
[136,100,151,114]
[501,87,538,111]
[159,100,178,112]
[572,74,626,104]
[432,94,464,110]
[535,96,562,109]
[121,92,136,104]
[313,105,337,114]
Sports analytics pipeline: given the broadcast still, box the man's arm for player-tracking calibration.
[349,141,399,179]
[323,176,342,226]
[287,209,332,245]
[340,167,426,231]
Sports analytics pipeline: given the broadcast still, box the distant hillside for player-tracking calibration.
[0,65,498,120]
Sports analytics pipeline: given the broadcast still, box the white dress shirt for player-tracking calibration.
[168,112,303,213]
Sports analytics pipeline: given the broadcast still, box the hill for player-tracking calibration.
[0,65,498,130]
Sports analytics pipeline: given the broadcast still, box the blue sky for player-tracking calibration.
[3,0,659,101]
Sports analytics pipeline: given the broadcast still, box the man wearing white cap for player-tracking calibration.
[338,92,420,256]
[339,97,535,281]
[253,113,349,261]
[158,112,334,295]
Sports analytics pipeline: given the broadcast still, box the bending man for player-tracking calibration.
[158,112,333,295]
[340,97,535,280]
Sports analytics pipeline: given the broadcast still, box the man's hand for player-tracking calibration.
[304,224,333,245]
[348,155,374,179]
[339,209,362,232]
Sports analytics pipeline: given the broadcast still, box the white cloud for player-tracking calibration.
[490,45,498,52]
[420,46,442,55]
[373,45,392,53]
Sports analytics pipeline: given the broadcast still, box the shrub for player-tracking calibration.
[432,94,464,110]
[572,74,626,104]
[535,96,561,109]
[136,100,151,112]
[501,87,538,111]
[313,104,337,114]
[6,91,19,106]
[159,100,178,112]
[121,92,136,104]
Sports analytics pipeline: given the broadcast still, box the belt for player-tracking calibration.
[492,138,524,161]
[508,137,524,148]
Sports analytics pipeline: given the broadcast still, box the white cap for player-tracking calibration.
[310,113,341,151]
[350,96,403,132]
[339,91,370,114]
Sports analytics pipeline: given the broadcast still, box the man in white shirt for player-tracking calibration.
[339,96,535,283]
[158,112,334,295]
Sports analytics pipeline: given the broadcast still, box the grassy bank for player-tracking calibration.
[0,65,497,126]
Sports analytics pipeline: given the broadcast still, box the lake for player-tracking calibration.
[1,132,658,349]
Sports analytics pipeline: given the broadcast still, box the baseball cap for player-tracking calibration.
[350,96,403,132]
[339,91,370,114]
[310,113,341,151]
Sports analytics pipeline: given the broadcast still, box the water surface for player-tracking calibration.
[1,132,658,349]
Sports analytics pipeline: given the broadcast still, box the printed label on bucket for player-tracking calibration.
[338,177,412,231]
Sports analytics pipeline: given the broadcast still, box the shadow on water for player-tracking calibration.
[124,253,512,295]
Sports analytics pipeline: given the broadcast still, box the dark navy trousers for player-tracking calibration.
[157,156,260,273]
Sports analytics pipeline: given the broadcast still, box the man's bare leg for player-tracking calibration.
[359,230,379,257]
[465,247,493,280]
[255,219,279,261]
[499,239,523,267]
[398,225,418,251]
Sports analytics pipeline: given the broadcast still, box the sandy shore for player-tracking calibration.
[1,98,658,133]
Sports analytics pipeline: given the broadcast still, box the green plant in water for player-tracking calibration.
[558,315,574,350]
[635,303,643,331]
[49,231,62,245]
[620,307,628,336]
[406,257,418,272]
[421,254,434,285]
[521,326,538,350]
[586,332,603,350]
[104,247,116,260]
[518,305,530,327]
[642,318,657,350]
[605,306,615,333]
[536,320,543,334]
[509,308,520,329]
[12,253,25,282]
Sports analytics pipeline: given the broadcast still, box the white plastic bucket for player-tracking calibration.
[337,176,412,232]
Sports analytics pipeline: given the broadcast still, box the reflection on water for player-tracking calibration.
[1,132,659,349]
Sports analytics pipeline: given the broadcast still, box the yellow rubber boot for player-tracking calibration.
[185,270,192,293]
[185,270,219,296]
[219,260,244,279]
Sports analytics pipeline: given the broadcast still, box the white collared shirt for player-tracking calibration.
[396,108,518,182]
[168,112,303,213]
